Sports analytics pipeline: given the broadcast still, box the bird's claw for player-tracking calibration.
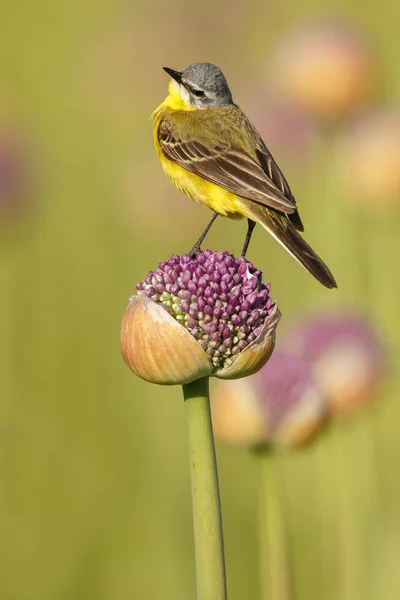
[189,243,201,257]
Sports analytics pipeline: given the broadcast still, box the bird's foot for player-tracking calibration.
[241,219,256,257]
[189,212,219,257]
[189,243,201,257]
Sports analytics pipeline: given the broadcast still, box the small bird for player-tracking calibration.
[152,62,337,288]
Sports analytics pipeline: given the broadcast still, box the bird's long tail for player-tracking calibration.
[236,200,337,289]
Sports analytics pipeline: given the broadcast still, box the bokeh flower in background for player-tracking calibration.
[0,126,27,219]
[121,249,280,385]
[336,109,400,205]
[267,19,377,123]
[283,311,385,415]
[239,92,318,166]
[212,350,327,448]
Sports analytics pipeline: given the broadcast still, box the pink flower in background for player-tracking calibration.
[0,129,27,217]
[268,19,377,123]
[337,109,400,205]
[212,350,327,448]
[283,311,385,415]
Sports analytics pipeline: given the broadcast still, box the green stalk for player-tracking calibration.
[183,377,227,600]
[258,449,293,600]
[317,434,340,600]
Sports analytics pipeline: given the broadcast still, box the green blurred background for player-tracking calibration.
[0,0,399,598]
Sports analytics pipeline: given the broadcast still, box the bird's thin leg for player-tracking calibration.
[241,219,256,256]
[189,211,219,255]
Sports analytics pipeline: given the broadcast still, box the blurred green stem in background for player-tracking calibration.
[183,377,227,600]
[258,449,294,600]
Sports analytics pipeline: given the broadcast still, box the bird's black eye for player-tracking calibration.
[191,88,206,98]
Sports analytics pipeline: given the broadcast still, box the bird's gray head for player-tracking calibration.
[163,62,233,109]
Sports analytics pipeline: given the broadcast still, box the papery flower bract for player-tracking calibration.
[212,350,327,449]
[121,250,280,385]
[283,311,385,415]
[268,20,376,122]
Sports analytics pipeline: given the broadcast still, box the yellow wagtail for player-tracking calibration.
[152,62,337,288]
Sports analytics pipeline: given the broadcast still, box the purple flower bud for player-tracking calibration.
[223,255,235,268]
[187,317,196,329]
[212,272,221,283]
[214,307,223,319]
[238,262,248,275]
[222,327,231,340]
[155,282,166,293]
[247,292,258,306]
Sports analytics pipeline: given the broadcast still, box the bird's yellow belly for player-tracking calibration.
[160,156,244,220]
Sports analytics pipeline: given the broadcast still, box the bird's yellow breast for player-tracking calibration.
[157,152,243,219]
[152,88,244,220]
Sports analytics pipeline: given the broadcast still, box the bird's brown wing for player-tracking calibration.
[254,147,304,231]
[158,117,297,215]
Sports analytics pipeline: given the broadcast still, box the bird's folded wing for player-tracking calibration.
[158,119,296,214]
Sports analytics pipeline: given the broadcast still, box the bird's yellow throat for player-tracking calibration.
[152,80,195,118]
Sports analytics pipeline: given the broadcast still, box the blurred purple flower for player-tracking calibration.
[283,311,385,414]
[212,350,327,448]
[0,131,27,216]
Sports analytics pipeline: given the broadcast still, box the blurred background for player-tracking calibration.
[0,0,399,598]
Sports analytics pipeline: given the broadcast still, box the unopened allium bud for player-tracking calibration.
[337,110,400,205]
[121,250,280,385]
[283,311,385,415]
[212,351,327,448]
[268,20,376,122]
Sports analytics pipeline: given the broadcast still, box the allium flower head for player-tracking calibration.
[121,250,280,385]
[283,311,385,415]
[212,350,327,448]
[136,250,274,370]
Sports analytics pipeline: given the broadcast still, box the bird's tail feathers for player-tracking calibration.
[236,200,337,289]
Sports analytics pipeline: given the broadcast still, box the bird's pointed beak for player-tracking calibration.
[163,67,183,84]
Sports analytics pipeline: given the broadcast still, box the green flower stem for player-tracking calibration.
[334,419,378,600]
[258,449,293,600]
[183,377,227,600]
[317,437,340,600]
